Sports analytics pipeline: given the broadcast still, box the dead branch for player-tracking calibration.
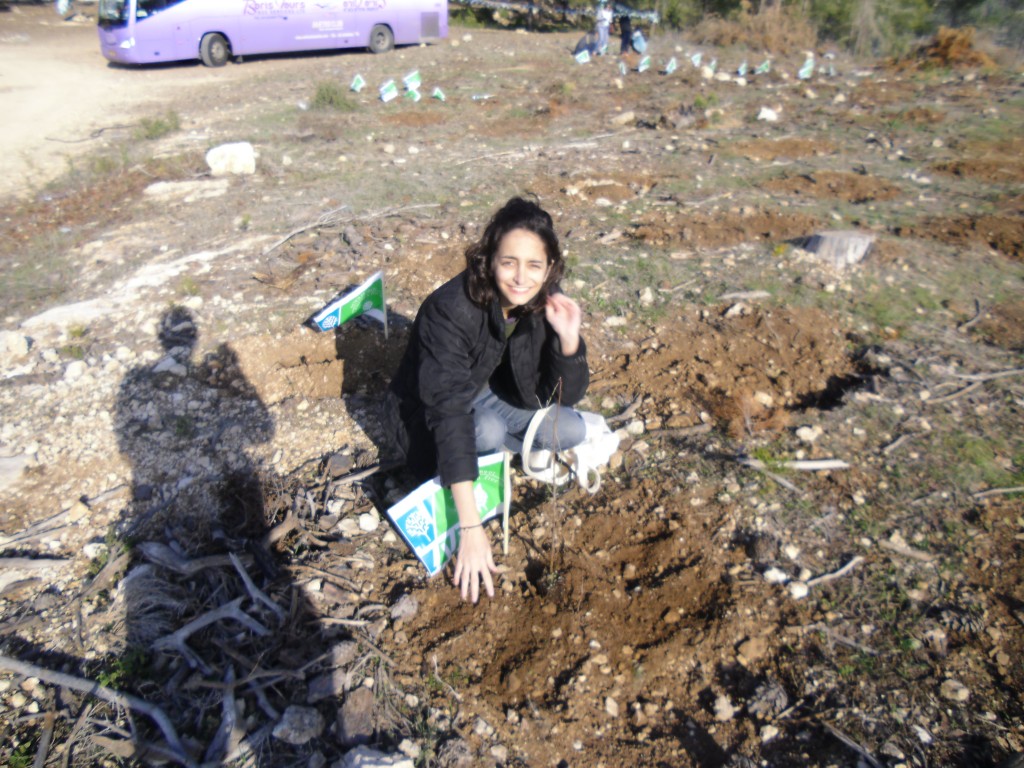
[0,654,195,767]
[138,541,249,576]
[33,709,56,768]
[0,557,71,570]
[153,597,270,674]
[973,486,1024,500]
[61,702,94,768]
[606,397,642,425]
[952,367,1024,382]
[649,423,713,439]
[263,510,300,547]
[222,722,274,765]
[432,654,463,702]
[957,299,983,333]
[718,290,772,301]
[878,540,936,563]
[229,553,286,623]
[0,509,69,551]
[792,623,879,656]
[928,381,984,404]
[881,433,917,455]
[261,205,349,255]
[821,721,885,768]
[203,666,239,764]
[807,556,865,587]
[740,457,851,472]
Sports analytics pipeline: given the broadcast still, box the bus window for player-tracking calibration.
[137,0,184,18]
[98,0,129,27]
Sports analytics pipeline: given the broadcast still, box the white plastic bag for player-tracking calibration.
[521,407,620,494]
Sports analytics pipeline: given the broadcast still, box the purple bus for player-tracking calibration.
[97,0,448,66]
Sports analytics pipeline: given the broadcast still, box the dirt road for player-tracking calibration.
[0,4,243,200]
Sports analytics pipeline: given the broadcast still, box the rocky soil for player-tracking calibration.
[1,5,1023,768]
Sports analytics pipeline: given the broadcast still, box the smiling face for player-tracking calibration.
[492,228,550,317]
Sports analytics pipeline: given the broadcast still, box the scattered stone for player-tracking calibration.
[610,110,635,126]
[337,687,375,747]
[939,678,970,702]
[334,746,414,768]
[788,581,809,600]
[358,512,380,532]
[748,678,788,719]
[760,724,779,742]
[713,694,736,721]
[757,106,779,122]
[307,669,350,703]
[737,636,768,663]
[272,705,324,745]
[389,594,419,622]
[805,230,874,270]
[436,738,474,768]
[762,567,789,584]
[0,331,30,364]
[795,425,823,443]
[605,697,620,717]
[0,455,31,492]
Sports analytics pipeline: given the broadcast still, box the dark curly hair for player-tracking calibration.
[465,196,565,316]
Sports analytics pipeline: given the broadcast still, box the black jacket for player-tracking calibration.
[383,271,589,486]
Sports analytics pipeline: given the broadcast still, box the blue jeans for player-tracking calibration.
[473,387,586,456]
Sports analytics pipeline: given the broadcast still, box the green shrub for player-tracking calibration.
[311,82,357,112]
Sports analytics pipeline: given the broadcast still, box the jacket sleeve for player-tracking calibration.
[415,298,483,487]
[537,328,589,408]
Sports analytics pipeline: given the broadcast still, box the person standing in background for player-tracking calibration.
[595,0,612,55]
[618,11,633,54]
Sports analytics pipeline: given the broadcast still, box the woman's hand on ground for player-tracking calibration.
[453,527,498,603]
[546,293,581,356]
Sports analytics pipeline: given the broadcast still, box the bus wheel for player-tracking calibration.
[200,33,230,67]
[368,24,394,54]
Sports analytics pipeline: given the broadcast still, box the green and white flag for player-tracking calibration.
[404,89,422,102]
[637,55,650,72]
[755,59,771,74]
[379,79,399,103]
[663,56,677,74]
[311,270,387,337]
[432,87,446,102]
[690,51,702,67]
[386,453,511,576]
[350,74,366,92]
[618,60,627,76]
[575,49,591,64]
[403,70,422,90]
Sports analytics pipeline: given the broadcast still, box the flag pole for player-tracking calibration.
[502,450,511,556]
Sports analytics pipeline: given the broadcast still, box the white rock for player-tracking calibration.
[639,287,655,306]
[333,745,415,768]
[272,705,324,745]
[795,425,822,443]
[0,331,30,363]
[64,360,87,381]
[760,724,779,742]
[358,512,379,532]
[757,107,779,122]
[763,567,789,584]
[206,142,256,176]
[605,697,619,717]
[788,581,809,599]
[713,694,736,721]
[604,316,628,327]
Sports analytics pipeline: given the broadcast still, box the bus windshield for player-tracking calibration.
[98,0,129,27]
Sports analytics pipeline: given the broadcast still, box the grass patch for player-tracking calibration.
[135,110,181,141]
[311,82,358,112]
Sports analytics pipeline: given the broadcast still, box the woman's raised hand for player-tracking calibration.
[545,293,581,356]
